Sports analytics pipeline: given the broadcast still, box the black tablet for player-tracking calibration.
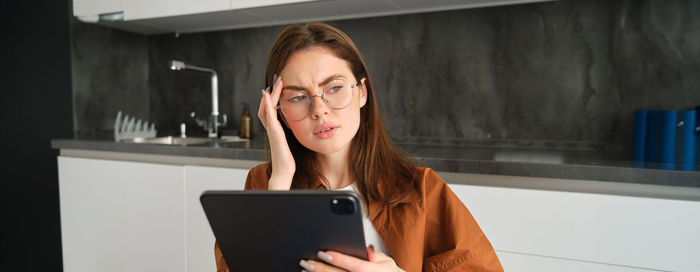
[200,190,368,271]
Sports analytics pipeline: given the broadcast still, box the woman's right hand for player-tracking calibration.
[259,74,296,190]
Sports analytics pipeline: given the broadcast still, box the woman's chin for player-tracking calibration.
[302,142,347,156]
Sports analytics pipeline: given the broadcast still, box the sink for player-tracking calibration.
[121,136,249,145]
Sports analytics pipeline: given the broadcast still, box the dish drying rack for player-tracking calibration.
[114,111,157,142]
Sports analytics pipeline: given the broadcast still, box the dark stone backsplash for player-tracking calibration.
[70,18,150,139]
[70,0,700,151]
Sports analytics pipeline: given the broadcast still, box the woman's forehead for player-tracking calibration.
[281,47,354,87]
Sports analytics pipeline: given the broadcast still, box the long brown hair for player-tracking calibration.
[264,23,420,207]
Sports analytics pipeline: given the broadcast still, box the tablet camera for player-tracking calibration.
[330,197,356,215]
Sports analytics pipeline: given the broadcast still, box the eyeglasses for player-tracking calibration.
[277,78,363,121]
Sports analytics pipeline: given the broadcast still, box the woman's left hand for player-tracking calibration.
[299,246,405,272]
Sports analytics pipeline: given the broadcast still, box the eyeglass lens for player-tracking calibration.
[279,79,355,121]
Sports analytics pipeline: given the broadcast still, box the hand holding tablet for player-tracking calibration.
[201,190,368,271]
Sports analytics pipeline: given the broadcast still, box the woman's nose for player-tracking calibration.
[309,95,330,119]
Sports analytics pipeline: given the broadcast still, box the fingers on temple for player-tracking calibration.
[258,88,267,122]
[270,75,283,107]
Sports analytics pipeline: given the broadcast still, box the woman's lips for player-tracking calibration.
[314,124,339,138]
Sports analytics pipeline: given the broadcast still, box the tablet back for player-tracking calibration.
[200,190,367,271]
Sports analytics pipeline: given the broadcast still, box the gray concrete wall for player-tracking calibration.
[70,18,149,139]
[71,0,700,150]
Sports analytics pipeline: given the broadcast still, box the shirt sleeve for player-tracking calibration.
[243,163,270,190]
[214,242,229,272]
[421,168,504,272]
[214,163,271,272]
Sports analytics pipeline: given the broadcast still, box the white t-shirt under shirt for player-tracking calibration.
[336,184,391,257]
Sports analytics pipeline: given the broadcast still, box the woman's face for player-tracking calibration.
[279,47,367,155]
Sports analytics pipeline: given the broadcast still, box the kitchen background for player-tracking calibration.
[73,0,700,154]
[2,0,699,271]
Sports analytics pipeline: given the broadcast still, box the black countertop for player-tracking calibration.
[51,138,700,188]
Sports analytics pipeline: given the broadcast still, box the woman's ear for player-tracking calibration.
[359,77,368,108]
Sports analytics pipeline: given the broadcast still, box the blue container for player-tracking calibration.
[632,110,647,161]
[644,110,660,163]
[679,110,698,171]
[658,110,678,169]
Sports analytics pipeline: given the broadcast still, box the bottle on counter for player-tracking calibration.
[239,103,252,139]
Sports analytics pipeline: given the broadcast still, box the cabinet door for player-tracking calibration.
[230,0,319,10]
[58,157,186,272]
[447,179,700,272]
[123,0,229,20]
[73,0,122,17]
[184,165,250,272]
[495,251,649,272]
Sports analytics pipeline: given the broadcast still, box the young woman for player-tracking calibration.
[215,23,503,272]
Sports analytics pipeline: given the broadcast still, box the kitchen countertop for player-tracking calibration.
[51,137,700,189]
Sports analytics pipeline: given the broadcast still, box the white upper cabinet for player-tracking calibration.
[123,0,229,20]
[121,0,320,20]
[73,0,555,34]
[133,0,396,34]
[73,0,122,17]
[230,0,320,10]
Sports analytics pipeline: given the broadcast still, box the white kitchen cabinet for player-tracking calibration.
[230,0,320,10]
[59,152,700,271]
[58,155,257,272]
[184,165,249,272]
[74,0,555,34]
[73,0,121,17]
[446,176,700,272]
[122,0,320,21]
[494,251,649,272]
[58,157,186,272]
[123,0,230,20]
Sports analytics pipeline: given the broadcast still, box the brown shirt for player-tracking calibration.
[215,163,503,272]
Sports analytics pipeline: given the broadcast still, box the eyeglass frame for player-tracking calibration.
[276,77,365,121]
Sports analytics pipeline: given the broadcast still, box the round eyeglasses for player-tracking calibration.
[277,78,362,121]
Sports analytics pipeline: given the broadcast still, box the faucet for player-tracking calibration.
[169,60,227,138]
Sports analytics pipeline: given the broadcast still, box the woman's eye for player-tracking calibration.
[327,86,343,94]
[288,94,308,102]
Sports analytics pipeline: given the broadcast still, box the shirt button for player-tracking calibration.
[380,227,386,232]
